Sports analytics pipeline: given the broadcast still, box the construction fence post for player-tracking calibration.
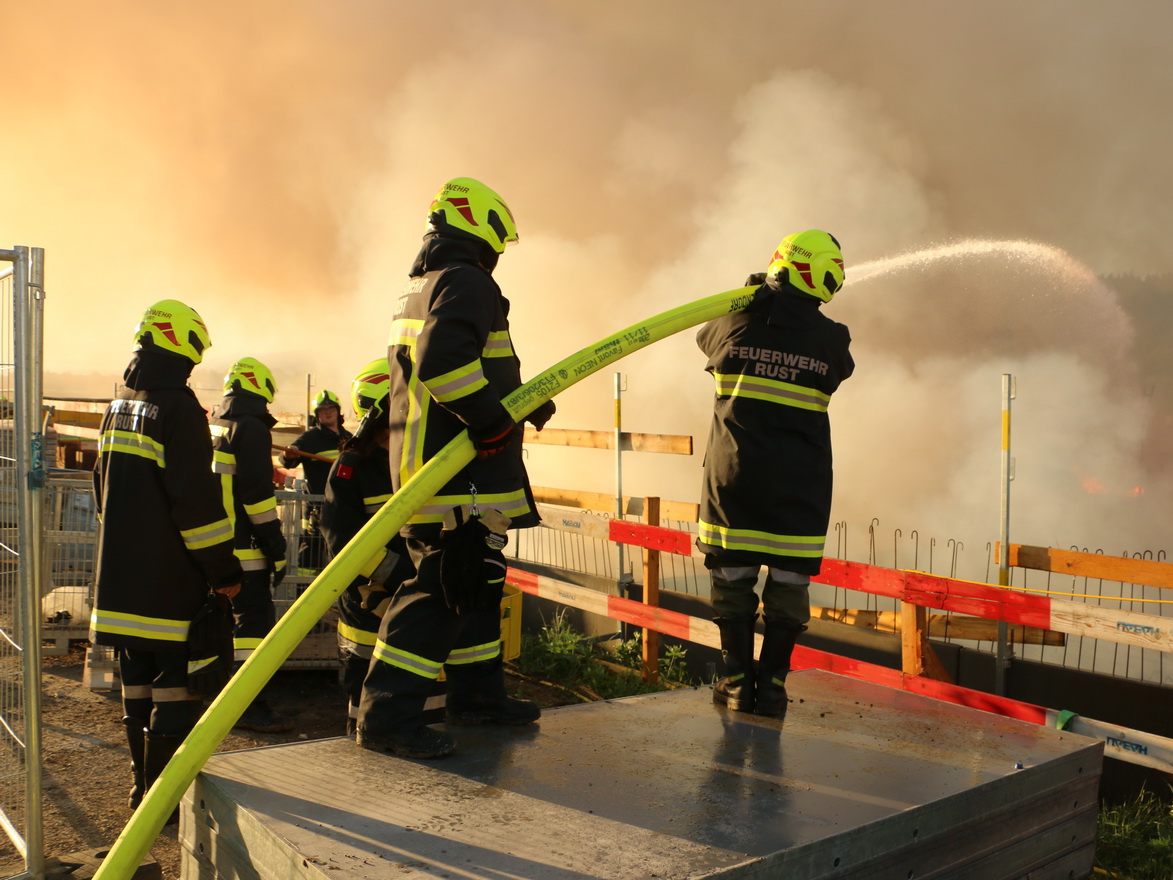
[641,496,661,682]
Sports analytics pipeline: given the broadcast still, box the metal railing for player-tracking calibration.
[0,246,46,880]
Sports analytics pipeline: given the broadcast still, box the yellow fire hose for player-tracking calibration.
[94,285,756,879]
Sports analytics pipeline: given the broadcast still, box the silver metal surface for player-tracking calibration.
[182,670,1100,879]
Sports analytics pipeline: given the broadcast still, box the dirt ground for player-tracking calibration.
[0,644,570,879]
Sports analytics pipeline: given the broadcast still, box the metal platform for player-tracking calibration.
[179,670,1101,879]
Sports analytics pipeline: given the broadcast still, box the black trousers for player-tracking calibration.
[300,502,326,571]
[231,567,276,662]
[119,647,200,735]
[357,524,503,733]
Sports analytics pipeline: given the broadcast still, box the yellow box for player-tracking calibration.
[500,583,522,661]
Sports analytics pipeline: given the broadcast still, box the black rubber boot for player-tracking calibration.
[235,698,294,733]
[355,724,455,759]
[713,616,757,713]
[144,731,184,825]
[123,717,147,809]
[447,657,540,726]
[755,619,803,718]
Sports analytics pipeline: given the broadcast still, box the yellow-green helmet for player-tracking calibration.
[224,356,278,403]
[313,389,341,413]
[351,358,391,420]
[132,299,211,364]
[766,230,845,303]
[426,177,519,254]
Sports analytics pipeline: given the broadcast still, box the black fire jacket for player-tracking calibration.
[386,233,539,528]
[696,285,854,574]
[280,423,351,496]
[209,392,286,573]
[91,351,241,652]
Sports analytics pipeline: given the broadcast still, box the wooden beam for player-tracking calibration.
[901,602,929,676]
[810,606,1064,646]
[522,427,692,455]
[531,486,699,524]
[50,408,104,429]
[998,543,1173,590]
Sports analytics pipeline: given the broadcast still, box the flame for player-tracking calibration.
[1081,475,1106,494]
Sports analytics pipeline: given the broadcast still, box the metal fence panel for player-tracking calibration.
[0,247,46,880]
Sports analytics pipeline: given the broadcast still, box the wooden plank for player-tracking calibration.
[901,602,928,676]
[1000,542,1173,590]
[531,485,699,523]
[51,408,104,429]
[1048,598,1173,653]
[522,426,692,455]
[608,519,693,556]
[642,496,661,682]
[534,504,611,540]
[810,606,1065,646]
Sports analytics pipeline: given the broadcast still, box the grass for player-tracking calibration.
[1095,786,1173,879]
[514,609,694,700]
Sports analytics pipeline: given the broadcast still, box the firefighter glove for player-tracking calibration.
[271,558,287,589]
[439,506,511,614]
[745,271,767,287]
[470,412,516,458]
[526,400,556,432]
[187,591,235,699]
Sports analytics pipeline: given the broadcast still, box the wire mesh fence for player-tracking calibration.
[512,502,1173,688]
[0,264,29,864]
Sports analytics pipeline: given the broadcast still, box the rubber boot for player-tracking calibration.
[755,619,803,718]
[446,657,540,726]
[123,717,147,809]
[235,697,294,733]
[713,616,757,713]
[144,731,184,825]
[355,724,455,759]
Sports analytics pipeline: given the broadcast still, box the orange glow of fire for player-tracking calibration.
[1080,476,1106,494]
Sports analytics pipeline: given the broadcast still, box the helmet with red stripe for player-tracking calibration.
[132,299,212,364]
[766,230,845,303]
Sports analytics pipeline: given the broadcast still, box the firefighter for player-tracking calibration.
[91,299,241,812]
[320,358,414,732]
[280,389,351,570]
[210,357,293,732]
[356,176,555,759]
[696,230,854,718]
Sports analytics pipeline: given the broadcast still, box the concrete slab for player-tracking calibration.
[180,670,1101,879]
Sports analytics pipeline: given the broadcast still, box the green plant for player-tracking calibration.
[1095,786,1173,880]
[515,612,680,700]
[610,631,694,686]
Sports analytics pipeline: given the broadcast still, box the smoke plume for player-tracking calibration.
[5,1,1171,567]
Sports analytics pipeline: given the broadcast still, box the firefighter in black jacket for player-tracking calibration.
[321,358,416,732]
[356,176,555,759]
[696,230,854,718]
[91,299,241,810]
[210,356,292,732]
[280,389,351,570]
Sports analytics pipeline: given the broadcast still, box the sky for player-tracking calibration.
[3,0,1171,570]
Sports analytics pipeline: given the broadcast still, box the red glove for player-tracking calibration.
[526,400,556,432]
[471,414,516,459]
